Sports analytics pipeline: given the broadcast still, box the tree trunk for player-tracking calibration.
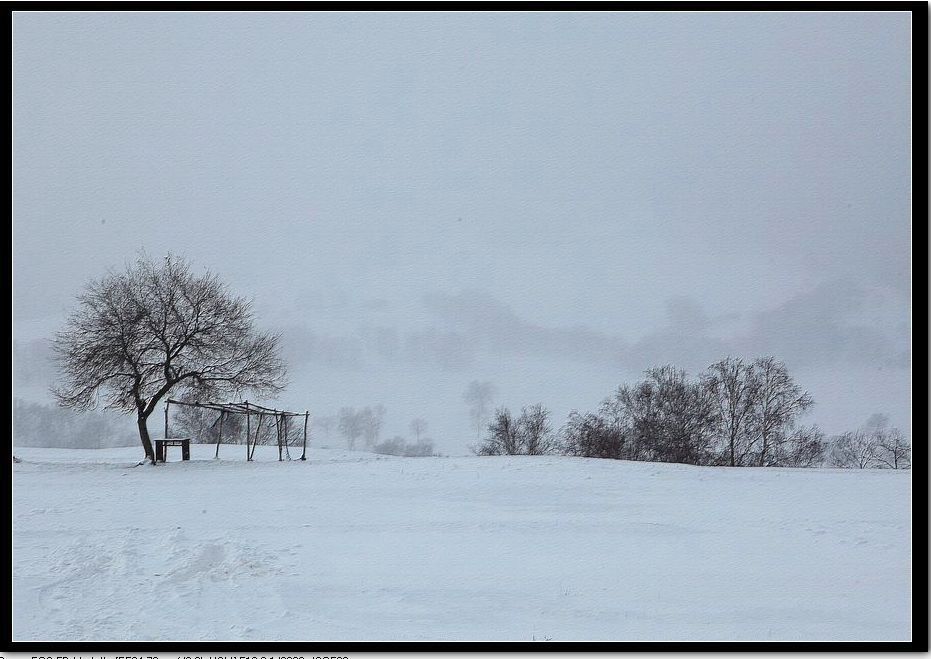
[137,415,156,464]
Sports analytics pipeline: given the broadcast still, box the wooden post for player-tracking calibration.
[277,412,283,461]
[245,402,251,461]
[301,411,309,461]
[250,412,265,461]
[215,411,224,459]
[164,401,170,439]
[283,415,291,460]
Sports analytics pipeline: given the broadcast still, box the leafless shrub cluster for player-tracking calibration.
[371,435,437,457]
[474,403,558,456]
[829,415,911,469]
[561,357,824,467]
[469,357,839,468]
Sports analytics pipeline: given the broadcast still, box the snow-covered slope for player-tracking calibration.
[12,445,911,642]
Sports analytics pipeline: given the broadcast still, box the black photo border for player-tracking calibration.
[8,1,928,653]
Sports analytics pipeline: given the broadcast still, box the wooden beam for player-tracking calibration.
[215,410,224,459]
[245,401,251,461]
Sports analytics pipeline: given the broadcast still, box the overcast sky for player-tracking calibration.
[13,11,912,453]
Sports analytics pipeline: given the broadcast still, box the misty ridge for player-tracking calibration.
[275,284,910,375]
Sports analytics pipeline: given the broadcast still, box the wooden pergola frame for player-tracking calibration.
[164,399,310,461]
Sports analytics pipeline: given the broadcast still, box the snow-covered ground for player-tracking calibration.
[13,444,911,642]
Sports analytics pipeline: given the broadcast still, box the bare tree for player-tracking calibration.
[475,407,521,455]
[518,404,557,455]
[831,429,878,469]
[830,415,909,470]
[473,404,557,456]
[52,253,287,463]
[463,380,497,441]
[562,410,625,459]
[360,404,387,448]
[337,407,364,450]
[703,357,760,467]
[560,359,816,468]
[610,382,658,461]
[872,427,911,470]
[778,424,826,468]
[617,366,716,465]
[751,357,813,467]
[409,417,428,442]
[595,389,640,459]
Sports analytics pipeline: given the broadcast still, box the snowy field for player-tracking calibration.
[13,444,911,642]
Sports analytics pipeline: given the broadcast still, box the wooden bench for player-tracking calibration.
[155,438,191,463]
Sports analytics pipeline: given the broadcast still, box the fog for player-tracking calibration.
[13,12,911,453]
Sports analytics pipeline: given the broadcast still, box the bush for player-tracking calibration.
[474,404,557,456]
[372,435,436,457]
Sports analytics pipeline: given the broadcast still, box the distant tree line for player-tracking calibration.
[309,407,437,457]
[827,414,911,470]
[371,417,437,457]
[13,398,135,448]
[335,405,387,450]
[473,356,910,470]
